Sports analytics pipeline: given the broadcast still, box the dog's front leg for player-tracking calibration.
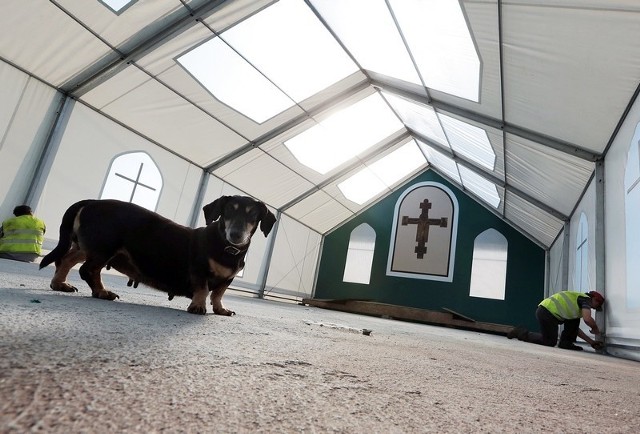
[209,280,235,316]
[187,279,209,315]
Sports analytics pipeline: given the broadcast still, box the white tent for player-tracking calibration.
[1,0,639,359]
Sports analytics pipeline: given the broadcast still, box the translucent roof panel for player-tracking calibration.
[416,139,461,183]
[177,37,294,123]
[383,92,449,147]
[284,93,404,174]
[177,0,358,123]
[389,0,481,101]
[338,140,427,204]
[311,0,421,85]
[458,165,501,209]
[439,113,495,171]
[100,0,134,14]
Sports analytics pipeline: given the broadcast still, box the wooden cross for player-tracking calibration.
[401,198,448,259]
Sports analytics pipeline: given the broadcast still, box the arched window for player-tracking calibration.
[469,229,507,300]
[343,223,376,284]
[101,151,163,211]
[574,213,589,292]
[624,122,640,309]
[387,182,458,282]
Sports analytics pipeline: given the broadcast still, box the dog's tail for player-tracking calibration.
[39,200,95,269]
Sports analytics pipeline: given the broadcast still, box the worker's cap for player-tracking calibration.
[588,291,605,311]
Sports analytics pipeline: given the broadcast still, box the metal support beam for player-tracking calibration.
[594,159,606,341]
[561,221,570,291]
[257,210,281,299]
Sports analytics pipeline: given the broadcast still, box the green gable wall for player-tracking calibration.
[315,170,545,330]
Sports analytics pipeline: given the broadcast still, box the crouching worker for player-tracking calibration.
[0,205,46,263]
[507,290,605,351]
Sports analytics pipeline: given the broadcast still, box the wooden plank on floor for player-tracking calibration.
[302,298,512,335]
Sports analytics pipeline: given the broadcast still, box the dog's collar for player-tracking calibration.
[224,245,247,256]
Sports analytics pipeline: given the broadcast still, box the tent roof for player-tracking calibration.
[3,0,639,247]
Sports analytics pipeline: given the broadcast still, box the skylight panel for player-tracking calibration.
[220,0,358,102]
[284,94,404,174]
[310,0,421,85]
[384,92,449,146]
[100,0,134,13]
[439,114,495,171]
[338,141,427,205]
[389,0,480,101]
[416,139,461,183]
[178,38,293,123]
[459,165,501,208]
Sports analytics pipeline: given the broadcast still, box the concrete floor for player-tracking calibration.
[1,258,639,433]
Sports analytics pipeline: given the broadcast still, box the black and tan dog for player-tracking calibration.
[39,196,276,315]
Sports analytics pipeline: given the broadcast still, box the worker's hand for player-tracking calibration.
[591,341,604,351]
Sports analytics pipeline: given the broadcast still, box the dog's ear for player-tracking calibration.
[203,196,228,225]
[259,203,277,237]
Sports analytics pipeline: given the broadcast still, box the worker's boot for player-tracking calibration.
[507,326,529,340]
[558,341,583,351]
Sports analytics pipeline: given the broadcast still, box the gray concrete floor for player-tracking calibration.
[1,258,639,433]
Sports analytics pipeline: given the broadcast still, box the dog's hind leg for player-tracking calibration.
[50,247,85,293]
[209,281,235,316]
[79,255,120,300]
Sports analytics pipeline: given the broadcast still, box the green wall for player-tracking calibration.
[315,170,545,329]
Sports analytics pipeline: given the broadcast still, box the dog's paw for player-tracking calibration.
[50,282,78,293]
[92,290,120,301]
[213,307,236,316]
[187,304,207,315]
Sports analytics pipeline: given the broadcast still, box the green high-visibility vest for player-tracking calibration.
[0,215,46,255]
[539,291,586,321]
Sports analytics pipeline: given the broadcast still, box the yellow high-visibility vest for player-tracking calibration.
[0,215,46,255]
[539,291,586,321]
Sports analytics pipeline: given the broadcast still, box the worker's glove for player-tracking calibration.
[591,341,604,351]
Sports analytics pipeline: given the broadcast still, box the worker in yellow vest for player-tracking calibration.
[507,290,605,351]
[0,205,47,263]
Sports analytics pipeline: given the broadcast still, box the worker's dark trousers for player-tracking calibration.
[520,306,579,347]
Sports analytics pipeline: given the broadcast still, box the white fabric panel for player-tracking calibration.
[603,91,640,361]
[0,62,59,218]
[504,191,563,248]
[55,0,183,47]
[35,102,203,238]
[0,1,111,86]
[213,149,315,208]
[286,191,353,234]
[265,214,321,300]
[548,230,565,295]
[94,76,247,166]
[506,134,594,216]
[81,66,151,110]
[569,179,597,292]
[426,0,502,120]
[502,2,640,152]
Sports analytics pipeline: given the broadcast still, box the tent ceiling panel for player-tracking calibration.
[502,2,640,152]
[212,149,315,208]
[0,1,112,86]
[504,191,564,249]
[96,77,247,166]
[55,0,188,48]
[285,191,354,234]
[322,138,428,211]
[506,134,594,217]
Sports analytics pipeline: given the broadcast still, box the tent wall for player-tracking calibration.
[0,61,60,218]
[32,101,203,237]
[314,170,545,329]
[603,92,640,361]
